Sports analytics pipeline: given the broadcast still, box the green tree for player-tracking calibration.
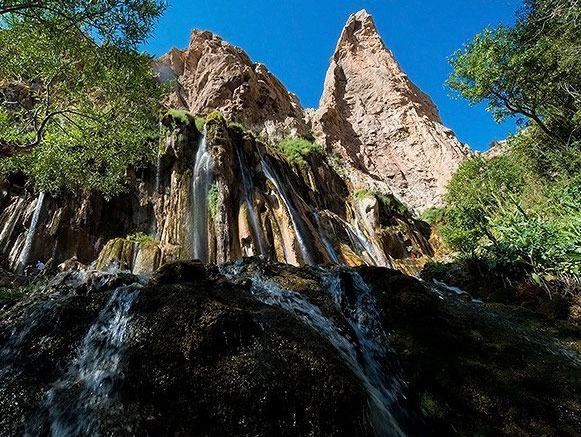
[447,0,580,161]
[0,0,166,196]
[443,0,581,278]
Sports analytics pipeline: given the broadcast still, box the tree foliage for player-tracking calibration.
[448,0,581,151]
[0,0,165,48]
[0,0,166,196]
[443,0,581,278]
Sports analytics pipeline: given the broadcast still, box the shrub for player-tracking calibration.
[419,207,446,224]
[127,232,158,246]
[165,109,195,126]
[275,138,322,165]
[208,183,219,219]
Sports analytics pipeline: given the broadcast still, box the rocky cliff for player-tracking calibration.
[0,9,463,275]
[157,10,468,212]
[154,30,310,138]
[308,10,468,211]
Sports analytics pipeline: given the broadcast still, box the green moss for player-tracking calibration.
[206,111,225,124]
[208,182,219,219]
[228,122,245,130]
[165,109,195,126]
[194,116,206,133]
[127,232,159,246]
[274,137,322,165]
[420,392,447,419]
[205,111,227,143]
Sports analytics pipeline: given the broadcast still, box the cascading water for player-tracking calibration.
[338,216,379,266]
[323,269,405,435]
[313,209,339,264]
[28,285,140,437]
[155,122,164,193]
[17,192,46,273]
[255,147,314,265]
[235,143,267,257]
[191,127,212,263]
[220,263,405,436]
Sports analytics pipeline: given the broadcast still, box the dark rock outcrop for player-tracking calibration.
[0,260,579,436]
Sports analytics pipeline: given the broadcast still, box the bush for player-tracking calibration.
[275,138,322,165]
[165,109,195,126]
[441,143,581,280]
[208,183,219,219]
[419,207,446,224]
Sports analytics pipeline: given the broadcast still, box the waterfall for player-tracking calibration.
[324,270,405,433]
[313,210,339,264]
[338,216,379,266]
[235,143,267,257]
[155,152,162,193]
[192,128,212,262]
[251,275,404,436]
[337,215,393,268]
[155,121,164,193]
[28,285,140,437]
[256,148,314,265]
[219,263,405,436]
[17,192,46,274]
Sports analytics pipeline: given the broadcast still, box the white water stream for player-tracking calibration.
[192,128,212,262]
[30,285,140,437]
[17,192,46,273]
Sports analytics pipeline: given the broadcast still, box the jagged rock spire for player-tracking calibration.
[156,10,468,211]
[309,9,469,211]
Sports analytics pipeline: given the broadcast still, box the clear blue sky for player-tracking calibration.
[144,0,523,151]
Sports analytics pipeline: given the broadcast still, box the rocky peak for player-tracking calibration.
[309,9,469,211]
[154,10,468,213]
[155,30,310,138]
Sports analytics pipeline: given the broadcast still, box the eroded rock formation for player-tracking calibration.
[154,31,310,138]
[0,9,469,274]
[156,10,468,212]
[308,10,468,211]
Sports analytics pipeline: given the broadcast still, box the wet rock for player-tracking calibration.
[149,260,207,285]
[0,260,580,436]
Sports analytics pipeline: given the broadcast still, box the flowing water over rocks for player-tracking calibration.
[257,150,315,266]
[220,262,407,436]
[17,191,45,273]
[235,142,267,257]
[27,285,140,437]
[191,128,212,263]
[0,260,579,436]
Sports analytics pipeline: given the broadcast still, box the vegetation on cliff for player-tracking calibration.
[274,138,322,165]
[0,0,166,196]
[439,0,581,292]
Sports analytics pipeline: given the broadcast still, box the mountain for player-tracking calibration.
[2,11,460,273]
[157,10,469,212]
[309,10,469,210]
[0,10,579,437]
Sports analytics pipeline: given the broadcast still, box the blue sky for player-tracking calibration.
[144,0,523,151]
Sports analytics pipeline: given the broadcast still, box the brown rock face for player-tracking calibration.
[154,30,310,138]
[309,10,468,211]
